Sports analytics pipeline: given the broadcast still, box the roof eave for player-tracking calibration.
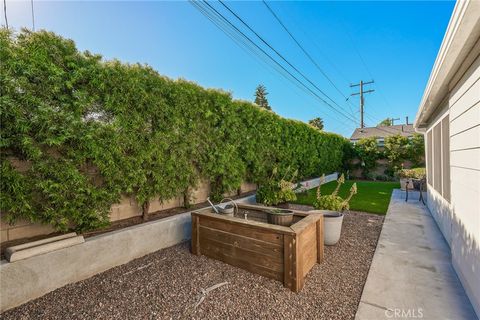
[414,0,480,128]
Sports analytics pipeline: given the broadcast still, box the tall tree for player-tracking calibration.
[378,118,393,126]
[308,117,324,130]
[254,84,271,110]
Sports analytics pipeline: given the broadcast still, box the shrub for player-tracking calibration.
[376,175,387,181]
[396,168,426,179]
[313,174,357,212]
[256,167,298,206]
[352,134,425,178]
[0,29,350,231]
[364,172,376,181]
[407,134,425,167]
[354,137,380,177]
[384,135,409,172]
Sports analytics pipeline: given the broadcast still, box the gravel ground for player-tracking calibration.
[2,209,384,320]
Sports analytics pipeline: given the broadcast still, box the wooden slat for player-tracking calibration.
[199,236,284,272]
[316,216,324,263]
[191,214,200,255]
[302,244,317,278]
[300,223,316,245]
[201,240,283,281]
[199,226,283,259]
[237,203,310,217]
[298,223,318,277]
[295,233,304,292]
[290,213,321,234]
[195,209,295,235]
[200,217,284,244]
[283,234,295,290]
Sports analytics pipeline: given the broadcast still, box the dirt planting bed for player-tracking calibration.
[2,208,384,320]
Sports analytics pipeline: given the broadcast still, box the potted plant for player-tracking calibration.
[256,167,298,205]
[396,167,426,190]
[309,174,357,245]
[267,208,294,226]
[256,167,298,225]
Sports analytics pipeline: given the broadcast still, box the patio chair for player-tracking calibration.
[405,178,426,205]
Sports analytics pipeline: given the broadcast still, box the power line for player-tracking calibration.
[341,20,392,115]
[262,0,362,122]
[263,1,387,126]
[205,1,357,127]
[365,113,379,125]
[190,1,352,127]
[191,1,311,105]
[192,0,358,126]
[191,1,322,105]
[262,0,357,116]
[215,0,359,125]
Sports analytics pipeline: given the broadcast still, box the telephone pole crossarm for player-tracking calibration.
[350,80,374,87]
[351,89,374,96]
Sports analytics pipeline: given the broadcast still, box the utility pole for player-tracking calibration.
[350,80,375,128]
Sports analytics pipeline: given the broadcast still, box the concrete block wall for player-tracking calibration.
[350,158,417,179]
[1,179,257,243]
[0,219,54,244]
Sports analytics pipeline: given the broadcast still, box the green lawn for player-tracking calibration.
[294,180,400,214]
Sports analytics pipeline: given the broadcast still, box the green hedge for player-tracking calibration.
[0,29,350,231]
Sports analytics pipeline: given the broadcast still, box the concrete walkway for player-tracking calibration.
[356,189,478,320]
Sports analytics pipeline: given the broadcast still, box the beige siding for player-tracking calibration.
[449,67,480,120]
[448,52,480,314]
[450,102,479,136]
[450,125,480,150]
[451,147,480,170]
[424,40,480,316]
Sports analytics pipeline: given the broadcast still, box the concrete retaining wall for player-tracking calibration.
[350,158,418,179]
[0,212,191,312]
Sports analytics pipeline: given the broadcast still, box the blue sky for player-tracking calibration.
[2,1,455,137]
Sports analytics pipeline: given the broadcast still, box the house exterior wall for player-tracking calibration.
[425,101,453,246]
[424,45,480,316]
[448,51,480,315]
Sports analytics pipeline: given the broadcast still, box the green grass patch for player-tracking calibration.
[294,180,400,214]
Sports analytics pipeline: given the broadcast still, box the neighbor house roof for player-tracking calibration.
[350,124,415,141]
[414,0,480,129]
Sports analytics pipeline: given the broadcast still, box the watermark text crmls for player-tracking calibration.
[385,308,424,318]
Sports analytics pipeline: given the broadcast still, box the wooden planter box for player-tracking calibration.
[191,203,324,292]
